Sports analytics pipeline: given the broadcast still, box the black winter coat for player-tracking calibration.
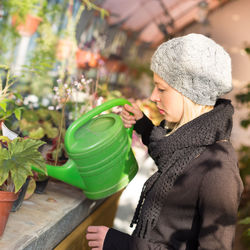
[103,114,243,250]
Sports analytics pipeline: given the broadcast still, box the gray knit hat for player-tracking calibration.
[150,33,232,106]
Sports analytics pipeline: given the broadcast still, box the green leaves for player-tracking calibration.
[19,109,60,139]
[0,65,24,121]
[245,47,250,54]
[0,147,11,189]
[29,127,45,140]
[82,0,109,19]
[239,217,250,225]
[240,119,250,129]
[0,101,7,112]
[239,217,250,238]
[0,99,23,121]
[14,107,23,120]
[0,138,47,193]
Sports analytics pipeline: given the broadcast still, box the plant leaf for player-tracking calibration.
[10,164,33,193]
[0,147,10,186]
[24,177,36,200]
[0,101,7,112]
[29,127,45,140]
[0,136,11,144]
[46,127,58,139]
[239,217,250,225]
[43,121,58,138]
[7,138,47,192]
[14,107,22,120]
[22,110,39,122]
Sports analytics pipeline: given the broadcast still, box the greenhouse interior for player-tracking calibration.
[0,0,250,249]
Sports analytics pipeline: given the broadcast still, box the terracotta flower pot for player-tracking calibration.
[76,49,100,68]
[88,53,100,68]
[76,49,91,68]
[12,14,42,36]
[0,191,18,236]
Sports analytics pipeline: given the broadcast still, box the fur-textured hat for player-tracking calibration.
[150,33,232,105]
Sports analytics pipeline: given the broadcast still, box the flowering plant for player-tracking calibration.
[49,73,100,164]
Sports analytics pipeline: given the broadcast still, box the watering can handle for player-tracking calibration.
[65,98,133,148]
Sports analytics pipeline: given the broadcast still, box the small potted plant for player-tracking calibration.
[0,136,47,236]
[6,0,44,36]
[14,108,62,194]
[0,65,47,235]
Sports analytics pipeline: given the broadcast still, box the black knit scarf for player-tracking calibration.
[131,99,234,238]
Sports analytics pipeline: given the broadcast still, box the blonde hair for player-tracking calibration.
[166,96,214,134]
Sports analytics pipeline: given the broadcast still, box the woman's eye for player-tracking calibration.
[158,88,165,92]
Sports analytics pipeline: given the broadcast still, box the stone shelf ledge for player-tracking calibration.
[0,180,104,250]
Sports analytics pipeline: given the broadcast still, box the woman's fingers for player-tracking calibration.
[121,116,136,128]
[86,232,98,240]
[86,226,109,250]
[124,103,136,113]
[121,112,136,121]
[124,103,143,120]
[120,103,143,128]
[88,240,101,247]
[87,226,98,233]
[123,122,136,128]
[121,105,135,128]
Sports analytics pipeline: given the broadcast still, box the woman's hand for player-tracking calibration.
[86,226,109,250]
[121,103,143,128]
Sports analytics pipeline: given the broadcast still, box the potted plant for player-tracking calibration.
[6,0,45,36]
[12,108,62,193]
[0,136,47,236]
[11,14,42,36]
[0,64,44,216]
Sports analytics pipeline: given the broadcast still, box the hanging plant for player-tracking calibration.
[11,14,42,36]
[5,0,45,36]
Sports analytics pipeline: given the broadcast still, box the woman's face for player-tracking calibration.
[150,73,184,123]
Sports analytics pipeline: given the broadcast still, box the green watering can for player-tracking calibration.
[32,98,138,200]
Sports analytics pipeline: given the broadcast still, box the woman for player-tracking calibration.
[86,33,244,250]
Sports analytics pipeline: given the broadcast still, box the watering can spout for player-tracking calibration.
[31,160,86,190]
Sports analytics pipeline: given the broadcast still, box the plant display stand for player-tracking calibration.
[0,180,122,249]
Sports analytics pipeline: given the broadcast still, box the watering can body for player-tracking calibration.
[32,99,138,200]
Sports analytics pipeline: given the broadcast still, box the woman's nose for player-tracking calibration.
[150,87,160,103]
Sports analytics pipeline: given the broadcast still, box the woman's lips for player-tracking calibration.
[158,108,165,115]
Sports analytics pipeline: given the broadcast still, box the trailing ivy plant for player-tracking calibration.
[0,136,47,193]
